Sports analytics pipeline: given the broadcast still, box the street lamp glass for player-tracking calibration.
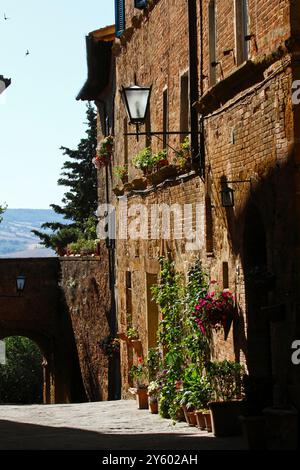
[121,85,151,124]
[16,275,26,293]
[221,188,235,207]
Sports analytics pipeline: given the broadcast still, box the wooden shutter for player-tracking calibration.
[115,0,125,38]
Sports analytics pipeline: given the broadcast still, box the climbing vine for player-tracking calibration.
[151,257,211,418]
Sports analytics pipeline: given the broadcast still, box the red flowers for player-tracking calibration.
[193,289,236,335]
[92,135,113,169]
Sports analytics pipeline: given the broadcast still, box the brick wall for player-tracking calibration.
[59,245,120,401]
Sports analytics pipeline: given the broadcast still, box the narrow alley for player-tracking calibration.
[0,400,245,450]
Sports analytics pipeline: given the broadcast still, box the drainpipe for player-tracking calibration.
[187,0,199,166]
[199,0,205,175]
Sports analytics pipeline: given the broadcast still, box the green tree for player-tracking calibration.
[0,337,43,404]
[0,203,7,224]
[33,103,98,252]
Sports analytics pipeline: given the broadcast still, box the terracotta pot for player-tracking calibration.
[194,411,206,430]
[182,406,197,426]
[149,398,158,414]
[136,388,149,409]
[209,400,246,437]
[203,411,212,432]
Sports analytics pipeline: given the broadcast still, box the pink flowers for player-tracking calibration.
[193,288,236,335]
[92,135,113,169]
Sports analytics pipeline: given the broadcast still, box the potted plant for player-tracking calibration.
[113,165,128,184]
[193,286,237,340]
[129,357,149,409]
[92,135,113,169]
[147,380,160,414]
[173,136,192,171]
[206,360,246,437]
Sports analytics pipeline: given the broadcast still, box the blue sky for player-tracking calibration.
[0,0,114,209]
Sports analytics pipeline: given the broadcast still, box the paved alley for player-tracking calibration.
[0,399,246,450]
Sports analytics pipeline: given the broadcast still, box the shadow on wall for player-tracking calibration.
[222,152,296,406]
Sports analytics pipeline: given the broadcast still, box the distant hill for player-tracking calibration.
[0,209,68,258]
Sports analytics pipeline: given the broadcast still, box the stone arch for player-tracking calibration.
[0,329,55,404]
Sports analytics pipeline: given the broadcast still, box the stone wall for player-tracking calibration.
[111,0,300,402]
[59,245,120,401]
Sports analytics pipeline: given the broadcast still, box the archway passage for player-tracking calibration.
[243,202,273,409]
[0,336,43,404]
[0,258,87,404]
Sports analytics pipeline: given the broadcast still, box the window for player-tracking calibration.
[146,274,159,350]
[115,0,125,38]
[163,89,168,149]
[235,0,249,65]
[135,0,147,9]
[205,195,214,253]
[222,262,229,289]
[208,1,217,86]
[180,73,189,142]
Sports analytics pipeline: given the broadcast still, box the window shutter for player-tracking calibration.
[115,0,125,38]
[134,0,147,9]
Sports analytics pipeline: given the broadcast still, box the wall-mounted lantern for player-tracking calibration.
[16,275,26,294]
[121,84,152,125]
[220,179,252,208]
[220,187,235,208]
[0,275,26,298]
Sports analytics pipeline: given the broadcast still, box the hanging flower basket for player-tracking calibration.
[193,288,237,336]
[92,135,113,169]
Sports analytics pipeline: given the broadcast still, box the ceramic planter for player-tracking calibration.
[182,406,197,426]
[136,387,149,409]
[148,397,158,414]
[202,411,212,432]
[209,400,246,437]
[194,411,206,431]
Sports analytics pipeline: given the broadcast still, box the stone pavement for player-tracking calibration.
[0,399,246,450]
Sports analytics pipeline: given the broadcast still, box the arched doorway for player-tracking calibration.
[0,336,43,404]
[243,203,273,407]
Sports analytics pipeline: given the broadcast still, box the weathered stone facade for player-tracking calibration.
[60,253,120,401]
[108,0,300,412]
[0,258,85,404]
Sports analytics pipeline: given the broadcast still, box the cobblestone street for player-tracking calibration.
[0,400,246,450]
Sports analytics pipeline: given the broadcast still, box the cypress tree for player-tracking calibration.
[33,103,98,252]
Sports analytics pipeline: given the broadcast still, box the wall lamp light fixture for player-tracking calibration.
[121,82,196,144]
[0,275,26,298]
[220,179,252,208]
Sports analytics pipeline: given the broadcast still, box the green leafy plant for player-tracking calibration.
[98,336,120,358]
[129,357,148,388]
[147,347,161,382]
[126,327,138,339]
[206,360,245,401]
[113,165,128,182]
[133,147,168,174]
[173,136,191,169]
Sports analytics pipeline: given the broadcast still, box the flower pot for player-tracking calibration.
[209,400,246,437]
[148,397,158,414]
[239,415,267,450]
[194,411,207,431]
[136,388,149,409]
[182,406,197,426]
[202,411,212,432]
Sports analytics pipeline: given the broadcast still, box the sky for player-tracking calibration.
[0,0,115,209]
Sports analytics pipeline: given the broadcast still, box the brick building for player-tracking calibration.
[83,0,300,417]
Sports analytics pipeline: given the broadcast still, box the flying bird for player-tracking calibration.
[4,13,10,20]
[25,50,30,56]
